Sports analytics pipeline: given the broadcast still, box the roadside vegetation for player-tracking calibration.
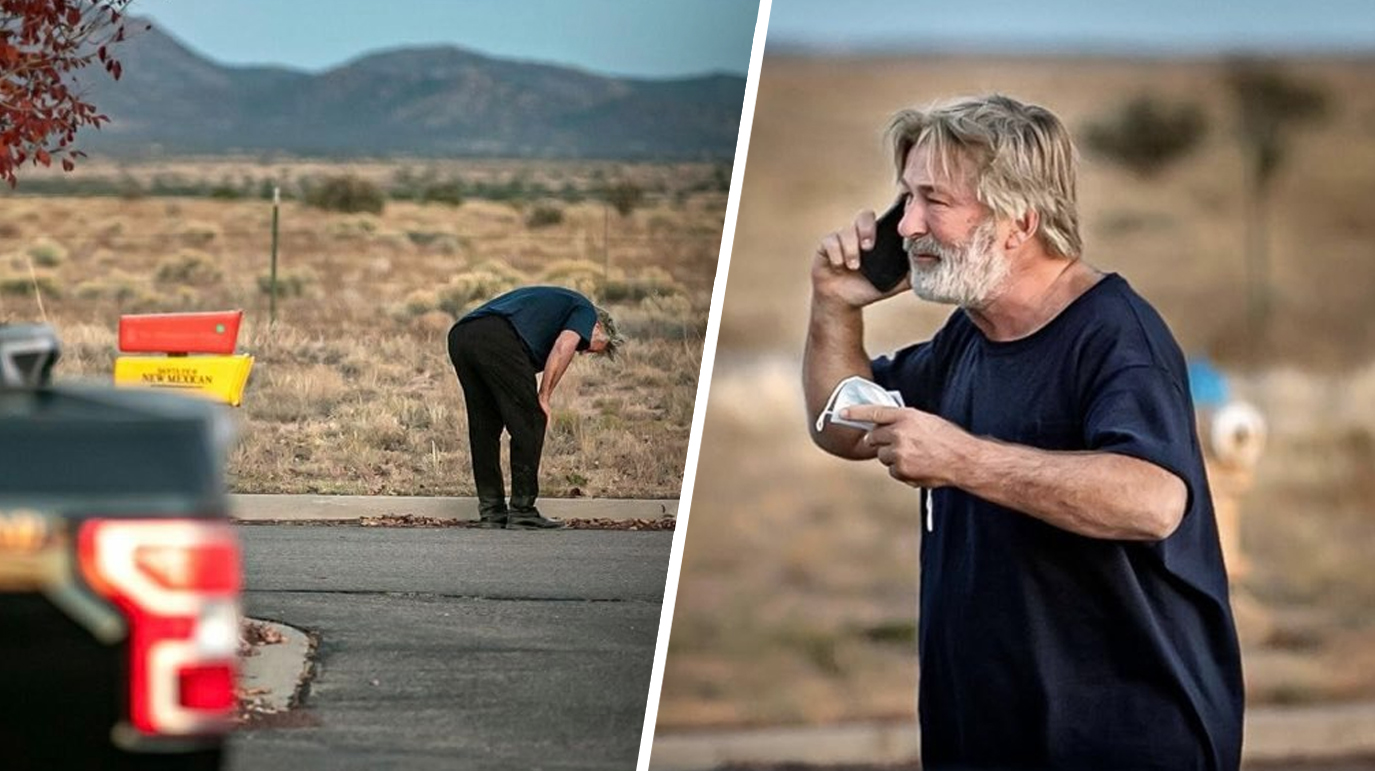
[0,158,728,498]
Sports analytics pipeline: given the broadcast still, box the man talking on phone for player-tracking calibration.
[804,94,1243,770]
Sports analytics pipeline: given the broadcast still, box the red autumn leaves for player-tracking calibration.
[0,0,141,185]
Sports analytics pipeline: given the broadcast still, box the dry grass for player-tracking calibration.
[0,162,725,499]
[658,55,1375,730]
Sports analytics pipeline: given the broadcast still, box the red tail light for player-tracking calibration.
[78,519,242,737]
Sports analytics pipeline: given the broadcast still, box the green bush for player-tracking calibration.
[257,268,317,298]
[26,237,67,267]
[421,180,465,207]
[603,179,644,217]
[305,175,386,214]
[0,271,61,298]
[603,266,683,303]
[525,204,564,229]
[437,261,528,315]
[155,251,224,286]
[540,259,602,297]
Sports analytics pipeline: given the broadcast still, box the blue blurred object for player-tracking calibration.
[1188,358,1230,408]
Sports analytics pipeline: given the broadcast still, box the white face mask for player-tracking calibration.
[815,375,905,433]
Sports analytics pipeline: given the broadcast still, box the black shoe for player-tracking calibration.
[506,509,565,530]
[476,496,507,529]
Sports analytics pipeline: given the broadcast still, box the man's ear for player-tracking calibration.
[1006,209,1040,250]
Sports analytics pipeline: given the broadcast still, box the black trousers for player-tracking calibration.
[446,316,546,508]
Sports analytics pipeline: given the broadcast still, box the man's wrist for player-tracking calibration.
[810,290,867,318]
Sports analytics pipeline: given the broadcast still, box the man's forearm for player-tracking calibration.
[538,335,580,403]
[803,295,877,459]
[946,433,1187,541]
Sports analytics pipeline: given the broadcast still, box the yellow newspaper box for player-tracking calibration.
[113,354,254,407]
[113,311,254,407]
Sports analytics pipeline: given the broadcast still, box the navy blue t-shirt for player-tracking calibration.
[462,286,597,372]
[872,274,1243,771]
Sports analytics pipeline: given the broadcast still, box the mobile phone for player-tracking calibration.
[859,197,908,292]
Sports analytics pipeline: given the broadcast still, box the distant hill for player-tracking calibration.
[74,24,747,160]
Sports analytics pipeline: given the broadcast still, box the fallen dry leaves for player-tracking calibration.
[356,513,675,530]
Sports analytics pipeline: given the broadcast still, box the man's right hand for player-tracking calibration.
[811,208,911,309]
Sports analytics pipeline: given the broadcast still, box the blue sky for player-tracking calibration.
[131,0,762,78]
[767,0,1375,55]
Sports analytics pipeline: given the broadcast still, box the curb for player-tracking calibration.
[651,702,1375,770]
[239,619,313,715]
[229,494,679,523]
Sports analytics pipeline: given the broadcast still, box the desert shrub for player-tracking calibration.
[603,266,683,302]
[0,271,61,298]
[75,272,143,303]
[602,179,644,217]
[257,267,317,298]
[430,235,463,255]
[647,214,677,234]
[327,216,379,238]
[421,180,465,207]
[615,294,700,340]
[305,175,385,214]
[525,204,564,229]
[97,218,126,238]
[406,230,446,247]
[156,251,224,286]
[540,259,603,297]
[26,237,66,267]
[403,288,441,316]
[177,221,221,246]
[437,261,528,315]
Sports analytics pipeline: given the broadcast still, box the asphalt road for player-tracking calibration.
[226,524,673,771]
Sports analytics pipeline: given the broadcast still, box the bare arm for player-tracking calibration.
[803,294,877,460]
[538,329,582,416]
[849,404,1188,541]
[804,209,910,459]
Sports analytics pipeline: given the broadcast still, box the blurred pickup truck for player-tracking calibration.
[0,325,241,770]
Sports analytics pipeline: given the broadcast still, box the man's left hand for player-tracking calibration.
[841,405,969,488]
[539,396,552,421]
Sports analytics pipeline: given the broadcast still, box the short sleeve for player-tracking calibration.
[871,341,939,413]
[565,302,598,347]
[1084,364,1197,486]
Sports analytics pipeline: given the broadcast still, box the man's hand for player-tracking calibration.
[539,395,552,422]
[842,404,969,487]
[844,404,1189,541]
[812,209,911,309]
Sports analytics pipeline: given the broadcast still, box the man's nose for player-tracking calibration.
[897,199,927,239]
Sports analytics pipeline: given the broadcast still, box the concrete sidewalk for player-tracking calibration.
[229,494,678,522]
[650,703,1375,769]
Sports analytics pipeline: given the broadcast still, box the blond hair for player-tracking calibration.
[887,94,1082,259]
[594,305,625,360]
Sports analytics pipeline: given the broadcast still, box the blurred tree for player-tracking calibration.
[1084,95,1209,178]
[603,179,644,218]
[0,0,141,185]
[1226,60,1328,361]
[305,174,385,214]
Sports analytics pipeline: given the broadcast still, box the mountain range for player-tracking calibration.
[75,24,748,160]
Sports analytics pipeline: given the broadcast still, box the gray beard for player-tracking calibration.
[906,219,1008,309]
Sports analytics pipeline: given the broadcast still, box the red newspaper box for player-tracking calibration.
[118,310,244,355]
